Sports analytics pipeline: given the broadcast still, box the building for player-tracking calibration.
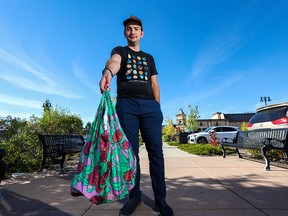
[197,112,255,131]
[175,109,186,133]
[175,110,255,132]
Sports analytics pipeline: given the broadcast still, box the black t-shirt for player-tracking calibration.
[111,46,158,99]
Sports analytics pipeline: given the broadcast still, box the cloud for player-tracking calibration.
[0,47,51,83]
[0,46,84,99]
[72,59,100,95]
[189,21,247,80]
[0,108,41,119]
[0,22,84,99]
[0,93,43,109]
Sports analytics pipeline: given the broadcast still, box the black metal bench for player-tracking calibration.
[219,128,288,170]
[38,134,85,173]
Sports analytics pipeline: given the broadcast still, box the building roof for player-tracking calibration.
[223,113,255,122]
[176,109,186,116]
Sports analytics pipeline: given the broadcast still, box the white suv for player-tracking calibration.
[248,102,288,130]
[187,126,240,144]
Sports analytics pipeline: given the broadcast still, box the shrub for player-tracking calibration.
[162,134,171,142]
[167,141,179,146]
[246,149,286,162]
[0,116,42,173]
[0,106,84,174]
[178,144,222,155]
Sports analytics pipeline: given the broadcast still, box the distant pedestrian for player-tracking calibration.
[99,15,173,216]
[209,129,219,146]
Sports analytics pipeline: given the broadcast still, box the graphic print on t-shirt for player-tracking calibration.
[125,53,149,83]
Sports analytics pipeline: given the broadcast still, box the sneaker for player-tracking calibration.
[155,198,174,216]
[119,198,141,216]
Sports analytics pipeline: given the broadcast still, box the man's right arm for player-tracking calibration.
[99,53,121,93]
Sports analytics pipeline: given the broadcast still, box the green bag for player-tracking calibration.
[70,90,136,205]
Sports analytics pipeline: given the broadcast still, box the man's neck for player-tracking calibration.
[128,43,140,52]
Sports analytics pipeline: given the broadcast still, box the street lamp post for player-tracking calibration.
[260,96,271,106]
[42,99,52,111]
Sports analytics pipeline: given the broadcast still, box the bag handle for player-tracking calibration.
[89,90,124,142]
[88,91,107,142]
[103,90,124,129]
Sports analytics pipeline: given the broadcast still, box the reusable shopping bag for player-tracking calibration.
[70,90,136,205]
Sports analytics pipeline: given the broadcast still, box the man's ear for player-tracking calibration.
[141,30,144,38]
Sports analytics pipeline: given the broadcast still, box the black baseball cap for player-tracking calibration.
[123,15,142,28]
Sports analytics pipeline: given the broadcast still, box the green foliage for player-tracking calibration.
[139,130,144,145]
[40,106,83,135]
[247,149,285,161]
[246,149,262,158]
[0,116,41,173]
[162,118,175,141]
[0,105,84,174]
[178,144,222,155]
[167,141,179,146]
[162,134,172,142]
[186,105,200,132]
[241,122,248,131]
[0,116,27,140]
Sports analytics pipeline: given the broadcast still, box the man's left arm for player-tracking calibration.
[151,75,160,104]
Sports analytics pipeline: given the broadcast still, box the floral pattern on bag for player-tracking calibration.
[70,90,136,205]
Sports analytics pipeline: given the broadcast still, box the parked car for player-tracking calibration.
[247,102,288,130]
[187,126,240,144]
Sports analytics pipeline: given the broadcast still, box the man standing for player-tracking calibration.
[99,15,173,216]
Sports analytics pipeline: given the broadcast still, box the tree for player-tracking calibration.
[241,122,248,131]
[0,116,27,141]
[84,122,92,135]
[186,105,200,132]
[40,106,83,135]
[162,118,175,141]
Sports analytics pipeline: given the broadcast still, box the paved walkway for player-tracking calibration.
[1,143,288,216]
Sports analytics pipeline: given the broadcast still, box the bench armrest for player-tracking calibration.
[220,137,235,144]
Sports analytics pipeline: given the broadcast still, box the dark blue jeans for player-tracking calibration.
[116,98,166,200]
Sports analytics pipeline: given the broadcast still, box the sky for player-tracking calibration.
[0,0,288,125]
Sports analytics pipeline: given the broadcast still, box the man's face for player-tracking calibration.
[124,22,144,45]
